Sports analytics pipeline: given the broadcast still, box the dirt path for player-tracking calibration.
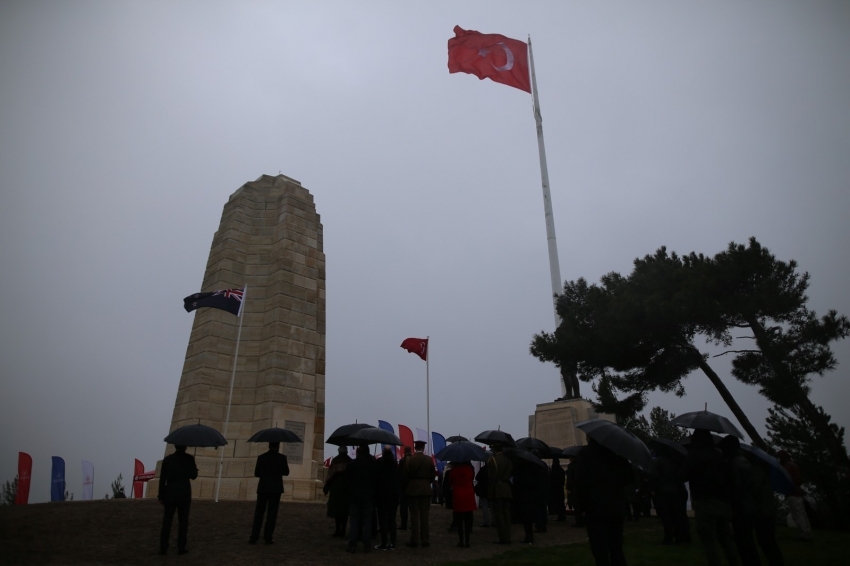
[1,499,588,565]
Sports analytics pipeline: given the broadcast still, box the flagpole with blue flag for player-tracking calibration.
[51,457,66,502]
[215,284,247,503]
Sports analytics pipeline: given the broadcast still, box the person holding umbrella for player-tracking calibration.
[346,445,379,554]
[446,459,476,547]
[249,442,290,545]
[324,446,353,538]
[375,447,400,550]
[486,443,514,545]
[158,445,198,556]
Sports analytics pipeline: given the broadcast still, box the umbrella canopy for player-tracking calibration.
[540,446,564,459]
[247,427,303,444]
[347,427,403,446]
[474,430,517,447]
[670,410,744,439]
[326,423,375,446]
[504,448,548,469]
[516,437,550,452]
[740,444,795,496]
[435,441,489,463]
[164,424,227,448]
[561,445,585,458]
[575,419,654,471]
[649,437,687,462]
[446,435,469,443]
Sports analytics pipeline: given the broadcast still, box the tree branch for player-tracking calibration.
[712,349,762,358]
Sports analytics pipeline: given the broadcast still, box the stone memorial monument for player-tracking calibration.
[528,398,615,450]
[147,174,325,501]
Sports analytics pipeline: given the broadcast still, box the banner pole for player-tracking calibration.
[426,336,430,457]
[528,36,566,398]
[215,284,247,502]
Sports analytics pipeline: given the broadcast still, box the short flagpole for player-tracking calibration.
[528,36,566,397]
[215,284,247,503]
[426,336,430,457]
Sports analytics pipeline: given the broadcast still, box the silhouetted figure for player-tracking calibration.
[549,457,567,521]
[442,464,457,531]
[249,442,290,545]
[398,446,412,530]
[375,448,399,550]
[487,443,514,544]
[403,440,434,547]
[324,446,352,537]
[573,437,632,566]
[680,430,740,566]
[718,436,760,565]
[777,450,813,541]
[447,461,476,547]
[566,454,586,528]
[513,459,541,544]
[346,445,378,553]
[746,450,785,566]
[474,464,491,527]
[158,445,198,556]
[652,453,691,545]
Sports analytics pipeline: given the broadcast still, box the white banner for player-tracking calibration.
[81,460,94,500]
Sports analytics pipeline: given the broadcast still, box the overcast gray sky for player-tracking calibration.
[2,1,849,502]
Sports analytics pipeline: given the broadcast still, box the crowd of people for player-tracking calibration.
[156,432,811,565]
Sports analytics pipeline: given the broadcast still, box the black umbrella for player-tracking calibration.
[326,423,375,446]
[649,437,687,462]
[575,419,654,471]
[347,427,403,446]
[446,435,469,443]
[681,432,723,448]
[247,427,303,444]
[504,448,548,469]
[670,410,744,439]
[435,441,488,462]
[561,445,585,458]
[164,424,227,448]
[541,446,564,459]
[740,444,794,496]
[516,437,550,452]
[474,430,517,447]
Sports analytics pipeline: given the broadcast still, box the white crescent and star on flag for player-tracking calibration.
[477,42,514,71]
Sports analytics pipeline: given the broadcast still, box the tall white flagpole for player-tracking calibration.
[426,336,430,457]
[215,284,247,502]
[528,36,566,397]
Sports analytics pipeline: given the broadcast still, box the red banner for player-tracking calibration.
[398,424,415,453]
[132,459,145,498]
[133,472,155,482]
[15,452,32,505]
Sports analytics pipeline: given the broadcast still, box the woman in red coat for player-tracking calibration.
[448,461,477,547]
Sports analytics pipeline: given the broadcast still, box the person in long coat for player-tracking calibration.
[249,442,290,545]
[375,447,400,550]
[652,452,691,545]
[403,440,435,547]
[323,446,352,537]
[549,457,567,522]
[513,459,540,544]
[447,461,477,547]
[158,445,198,556]
[346,445,378,553]
[487,443,514,544]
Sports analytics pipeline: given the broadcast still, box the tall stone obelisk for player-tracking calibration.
[148,174,325,501]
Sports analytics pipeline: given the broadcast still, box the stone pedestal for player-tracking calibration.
[147,174,325,501]
[528,398,615,449]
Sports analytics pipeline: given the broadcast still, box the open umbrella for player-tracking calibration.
[326,423,375,446]
[435,441,489,463]
[504,448,548,469]
[516,437,550,452]
[561,445,585,458]
[540,446,564,459]
[347,427,403,446]
[649,437,687,462]
[446,435,469,443]
[575,419,654,471]
[670,410,744,439]
[164,424,227,448]
[247,427,303,444]
[474,430,517,447]
[740,444,794,495]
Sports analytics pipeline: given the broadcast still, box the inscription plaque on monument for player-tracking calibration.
[283,420,306,465]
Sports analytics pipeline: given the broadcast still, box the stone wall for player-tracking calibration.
[148,174,325,501]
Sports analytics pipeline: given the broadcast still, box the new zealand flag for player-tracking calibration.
[183,288,244,316]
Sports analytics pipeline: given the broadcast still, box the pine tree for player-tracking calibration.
[1,476,18,505]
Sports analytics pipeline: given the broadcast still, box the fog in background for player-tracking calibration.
[1,1,848,502]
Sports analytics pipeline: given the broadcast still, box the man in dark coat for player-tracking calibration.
[398,446,412,530]
[403,440,435,547]
[324,446,352,537]
[375,447,400,550]
[250,442,290,545]
[652,452,691,545]
[549,457,567,522]
[346,445,379,553]
[487,443,514,544]
[572,438,632,566]
[680,429,740,566]
[158,445,198,555]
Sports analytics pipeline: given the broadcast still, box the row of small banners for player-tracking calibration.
[325,421,454,472]
[11,452,155,505]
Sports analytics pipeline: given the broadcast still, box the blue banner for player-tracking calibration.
[378,420,397,459]
[51,457,66,502]
[432,432,447,473]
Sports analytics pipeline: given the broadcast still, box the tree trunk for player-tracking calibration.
[683,345,770,451]
[745,315,850,468]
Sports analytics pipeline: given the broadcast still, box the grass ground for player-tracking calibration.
[443,519,850,566]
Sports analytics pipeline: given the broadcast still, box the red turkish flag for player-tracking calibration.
[401,337,428,361]
[448,25,531,93]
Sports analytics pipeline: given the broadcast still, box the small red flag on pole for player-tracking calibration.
[447,26,531,93]
[400,338,428,361]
